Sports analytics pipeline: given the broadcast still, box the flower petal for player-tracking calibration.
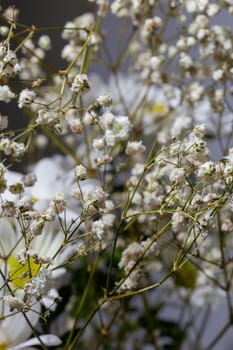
[10,334,62,350]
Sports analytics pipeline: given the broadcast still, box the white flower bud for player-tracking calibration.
[4,296,25,311]
[18,89,36,108]
[126,141,146,155]
[0,85,15,102]
[96,93,113,107]
[71,74,90,95]
[38,35,52,50]
[74,165,87,181]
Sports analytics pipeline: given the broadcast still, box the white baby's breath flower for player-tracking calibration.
[35,134,49,149]
[169,167,185,184]
[99,112,114,128]
[96,93,112,107]
[92,219,105,240]
[96,154,112,166]
[90,186,108,207]
[0,26,9,36]
[83,111,96,125]
[53,191,67,213]
[212,69,224,81]
[18,89,36,108]
[23,173,37,187]
[197,161,216,178]
[113,115,132,140]
[38,35,52,50]
[66,109,83,134]
[74,164,87,181]
[93,137,105,151]
[11,141,26,158]
[61,21,77,40]
[119,242,143,271]
[4,296,25,311]
[126,141,146,155]
[206,4,220,16]
[68,117,83,134]
[182,0,208,13]
[71,74,90,95]
[105,129,116,147]
[192,124,206,137]
[24,267,53,299]
[141,16,162,39]
[172,211,187,233]
[36,108,59,126]
[0,113,8,130]
[3,6,20,21]
[171,115,192,137]
[150,55,163,70]
[179,52,193,69]
[61,42,80,62]
[0,139,25,158]
[0,85,15,102]
[30,219,45,236]
[186,82,204,103]
[17,201,35,219]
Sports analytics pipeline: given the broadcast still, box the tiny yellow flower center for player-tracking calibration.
[0,343,7,350]
[152,104,167,115]
[8,256,40,289]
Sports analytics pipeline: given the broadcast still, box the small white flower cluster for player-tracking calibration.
[71,74,90,95]
[94,112,132,149]
[92,212,115,241]
[126,140,146,155]
[0,85,15,103]
[24,268,53,300]
[0,137,25,159]
[118,238,157,291]
[16,248,51,265]
[61,13,98,63]
[4,295,25,311]
[141,16,162,40]
[0,43,21,78]
[96,93,112,108]
[74,164,87,181]
[18,89,36,109]
[19,35,51,80]
[36,108,59,126]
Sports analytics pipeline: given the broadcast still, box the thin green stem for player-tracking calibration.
[65,254,101,349]
[66,298,105,350]
[65,33,92,74]
[105,221,124,293]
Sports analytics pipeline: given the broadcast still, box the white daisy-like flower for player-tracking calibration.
[0,220,62,350]
[0,218,73,305]
[0,303,38,350]
[0,309,61,350]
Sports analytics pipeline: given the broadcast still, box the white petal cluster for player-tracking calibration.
[0,43,21,78]
[0,85,15,102]
[98,112,132,147]
[18,88,36,108]
[71,73,90,95]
